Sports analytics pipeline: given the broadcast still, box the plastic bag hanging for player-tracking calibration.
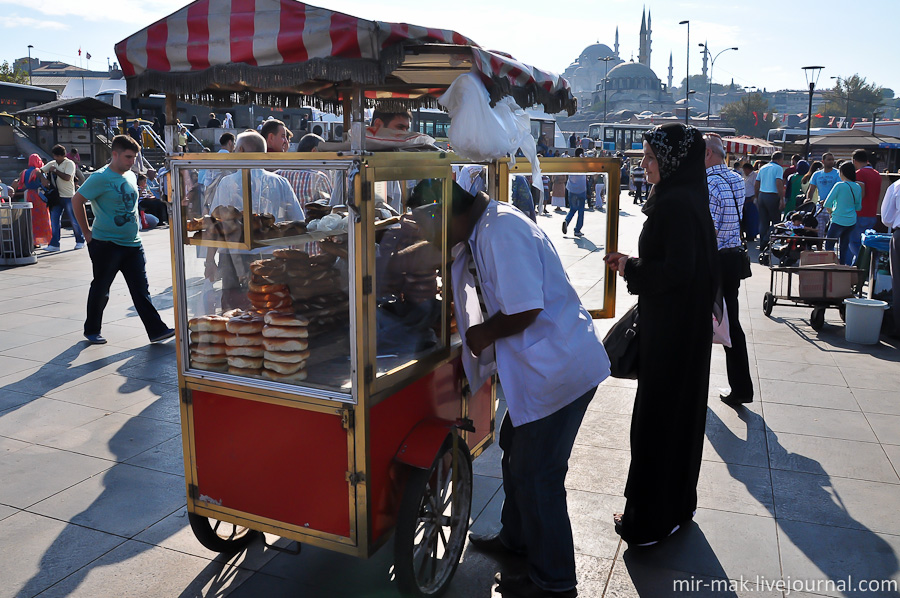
[438,72,543,198]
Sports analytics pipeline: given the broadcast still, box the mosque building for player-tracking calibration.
[562,8,677,119]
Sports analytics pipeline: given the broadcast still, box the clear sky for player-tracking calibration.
[2,0,897,96]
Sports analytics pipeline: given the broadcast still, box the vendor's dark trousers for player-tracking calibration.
[85,239,168,339]
[758,192,780,249]
[498,387,594,592]
[719,250,753,397]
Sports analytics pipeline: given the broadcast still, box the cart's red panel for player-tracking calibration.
[191,390,351,538]
[368,359,465,544]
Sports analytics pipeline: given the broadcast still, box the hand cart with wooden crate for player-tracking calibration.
[763,241,863,331]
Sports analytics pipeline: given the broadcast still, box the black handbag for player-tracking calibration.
[44,172,61,208]
[602,303,639,379]
[714,173,752,280]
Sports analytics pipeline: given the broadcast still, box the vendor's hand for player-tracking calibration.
[204,260,217,281]
[466,323,493,357]
[319,239,349,260]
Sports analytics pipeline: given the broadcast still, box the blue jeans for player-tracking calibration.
[49,196,84,247]
[826,222,855,265]
[85,239,168,339]
[498,387,595,592]
[849,216,878,265]
[564,192,585,233]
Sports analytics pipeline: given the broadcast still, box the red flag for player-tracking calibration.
[78,47,82,56]
[828,117,835,126]
[763,112,769,120]
[851,118,859,126]
[752,111,758,126]
[815,113,823,118]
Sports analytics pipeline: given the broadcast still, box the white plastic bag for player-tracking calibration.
[438,72,543,197]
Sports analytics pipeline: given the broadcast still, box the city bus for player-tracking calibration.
[587,122,736,152]
[766,127,843,146]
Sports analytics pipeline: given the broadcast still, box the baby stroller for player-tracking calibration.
[759,200,820,266]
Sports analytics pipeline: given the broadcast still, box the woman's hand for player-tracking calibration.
[604,252,629,277]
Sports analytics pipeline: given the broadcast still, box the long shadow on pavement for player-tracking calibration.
[707,408,900,598]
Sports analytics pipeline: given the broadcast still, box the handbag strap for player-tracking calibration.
[713,173,747,248]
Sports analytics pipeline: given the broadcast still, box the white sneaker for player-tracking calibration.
[45,245,60,252]
[74,242,85,249]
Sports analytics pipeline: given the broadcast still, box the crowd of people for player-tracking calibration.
[6,105,898,597]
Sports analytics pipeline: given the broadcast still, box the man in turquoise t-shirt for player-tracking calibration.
[72,135,174,345]
[754,152,784,250]
[807,152,841,203]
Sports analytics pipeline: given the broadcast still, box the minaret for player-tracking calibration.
[638,9,647,66]
[668,52,674,90]
[701,40,709,79]
[646,9,652,68]
[615,27,620,59]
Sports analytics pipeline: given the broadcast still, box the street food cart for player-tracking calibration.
[116,2,618,595]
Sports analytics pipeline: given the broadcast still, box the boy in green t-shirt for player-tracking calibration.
[72,135,174,345]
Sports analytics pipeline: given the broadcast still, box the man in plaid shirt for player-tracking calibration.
[704,134,754,406]
[276,134,333,210]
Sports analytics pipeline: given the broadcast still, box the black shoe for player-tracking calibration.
[84,333,107,345]
[149,328,176,343]
[494,572,577,598]
[469,532,525,557]
[561,221,567,235]
[720,391,753,406]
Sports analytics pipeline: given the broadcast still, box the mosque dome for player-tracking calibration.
[579,43,618,63]
[605,61,661,92]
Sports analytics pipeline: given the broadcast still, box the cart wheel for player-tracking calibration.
[763,292,775,317]
[188,512,261,554]
[810,307,826,332]
[395,437,473,597]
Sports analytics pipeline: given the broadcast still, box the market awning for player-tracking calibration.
[722,136,775,155]
[15,97,132,119]
[113,0,575,115]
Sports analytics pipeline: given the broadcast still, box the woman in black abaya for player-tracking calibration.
[604,123,718,546]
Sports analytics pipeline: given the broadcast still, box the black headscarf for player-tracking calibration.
[641,123,709,216]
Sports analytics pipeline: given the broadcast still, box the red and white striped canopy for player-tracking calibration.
[722,136,775,156]
[114,0,575,114]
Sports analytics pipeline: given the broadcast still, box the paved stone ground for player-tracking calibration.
[1,194,899,598]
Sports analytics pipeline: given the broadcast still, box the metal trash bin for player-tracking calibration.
[0,201,38,266]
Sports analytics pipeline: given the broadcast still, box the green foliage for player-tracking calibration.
[719,93,777,137]
[814,74,884,124]
[0,61,29,84]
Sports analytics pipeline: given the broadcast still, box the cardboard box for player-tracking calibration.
[798,264,857,299]
[800,250,838,266]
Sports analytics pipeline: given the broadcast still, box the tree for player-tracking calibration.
[0,61,29,84]
[719,93,777,137]
[813,74,884,125]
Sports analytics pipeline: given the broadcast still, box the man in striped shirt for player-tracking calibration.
[705,134,754,406]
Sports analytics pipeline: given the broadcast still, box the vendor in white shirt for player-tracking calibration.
[450,182,609,597]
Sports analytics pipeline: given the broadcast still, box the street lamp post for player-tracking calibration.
[831,76,850,126]
[700,44,738,126]
[599,56,614,124]
[679,20,690,124]
[802,66,824,160]
[27,45,33,85]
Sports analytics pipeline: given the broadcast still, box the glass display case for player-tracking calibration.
[171,153,454,403]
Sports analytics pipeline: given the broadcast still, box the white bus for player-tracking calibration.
[766,127,843,145]
[587,122,736,152]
